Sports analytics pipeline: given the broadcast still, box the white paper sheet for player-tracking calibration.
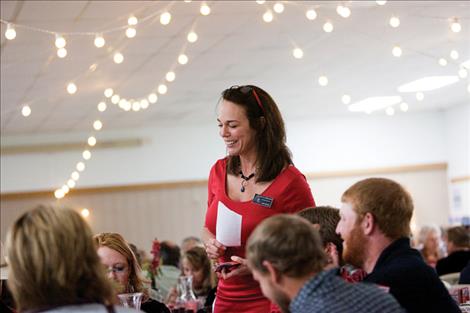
[216,201,242,247]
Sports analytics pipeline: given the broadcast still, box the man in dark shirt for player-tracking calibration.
[336,177,460,313]
[437,226,470,276]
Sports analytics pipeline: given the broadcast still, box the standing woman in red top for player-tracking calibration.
[203,85,315,313]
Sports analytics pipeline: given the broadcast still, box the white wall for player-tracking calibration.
[1,111,448,193]
[444,102,470,179]
[444,102,470,223]
[289,112,447,172]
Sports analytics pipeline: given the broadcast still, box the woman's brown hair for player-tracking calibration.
[183,246,217,296]
[221,85,292,182]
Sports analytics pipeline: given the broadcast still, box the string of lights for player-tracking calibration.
[1,0,467,199]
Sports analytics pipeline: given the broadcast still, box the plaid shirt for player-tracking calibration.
[289,269,405,313]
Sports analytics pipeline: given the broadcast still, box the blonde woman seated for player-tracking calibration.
[5,205,140,313]
[167,247,217,310]
[94,233,170,313]
[416,224,446,267]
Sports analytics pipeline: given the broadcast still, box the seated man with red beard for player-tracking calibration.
[246,214,404,313]
[336,178,460,313]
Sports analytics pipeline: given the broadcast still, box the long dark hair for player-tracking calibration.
[221,85,292,182]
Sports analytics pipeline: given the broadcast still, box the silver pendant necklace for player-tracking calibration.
[239,170,255,192]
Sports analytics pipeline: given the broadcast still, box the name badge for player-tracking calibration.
[252,194,274,208]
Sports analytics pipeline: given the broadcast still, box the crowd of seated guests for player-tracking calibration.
[411,223,470,284]
[2,177,470,313]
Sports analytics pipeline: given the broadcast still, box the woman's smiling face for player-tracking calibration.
[217,100,257,157]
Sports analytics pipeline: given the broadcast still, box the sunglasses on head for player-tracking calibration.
[229,85,264,114]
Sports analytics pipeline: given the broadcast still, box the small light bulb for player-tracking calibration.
[128,15,138,26]
[392,45,402,57]
[5,23,16,40]
[94,34,105,48]
[82,150,91,160]
[451,19,461,33]
[336,5,351,18]
[200,3,211,16]
[292,48,304,59]
[57,47,67,58]
[160,12,172,25]
[54,189,65,199]
[104,88,113,98]
[400,102,409,112]
[148,93,158,103]
[88,136,97,146]
[263,10,274,23]
[97,101,107,112]
[93,120,103,130]
[62,185,70,194]
[376,0,387,5]
[389,16,400,28]
[273,3,285,14]
[178,54,189,65]
[67,82,77,94]
[111,94,120,104]
[22,105,31,117]
[158,84,168,94]
[132,101,141,111]
[187,31,198,43]
[71,171,80,181]
[341,95,351,105]
[385,107,395,116]
[140,99,149,109]
[67,179,76,188]
[416,92,424,101]
[306,9,317,20]
[55,34,66,48]
[318,76,328,86]
[76,162,85,172]
[166,71,176,82]
[438,58,448,66]
[118,99,127,109]
[459,68,468,79]
[113,52,124,64]
[256,0,266,3]
[450,50,459,60]
[81,208,90,218]
[323,21,334,33]
[123,102,131,111]
[125,27,137,38]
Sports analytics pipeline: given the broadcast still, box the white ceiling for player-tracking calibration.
[1,0,469,136]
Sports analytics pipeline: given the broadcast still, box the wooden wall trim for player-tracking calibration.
[0,180,208,201]
[0,138,143,155]
[1,162,449,201]
[451,176,470,183]
[305,162,448,180]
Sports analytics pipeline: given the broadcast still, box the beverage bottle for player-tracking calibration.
[176,276,199,313]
